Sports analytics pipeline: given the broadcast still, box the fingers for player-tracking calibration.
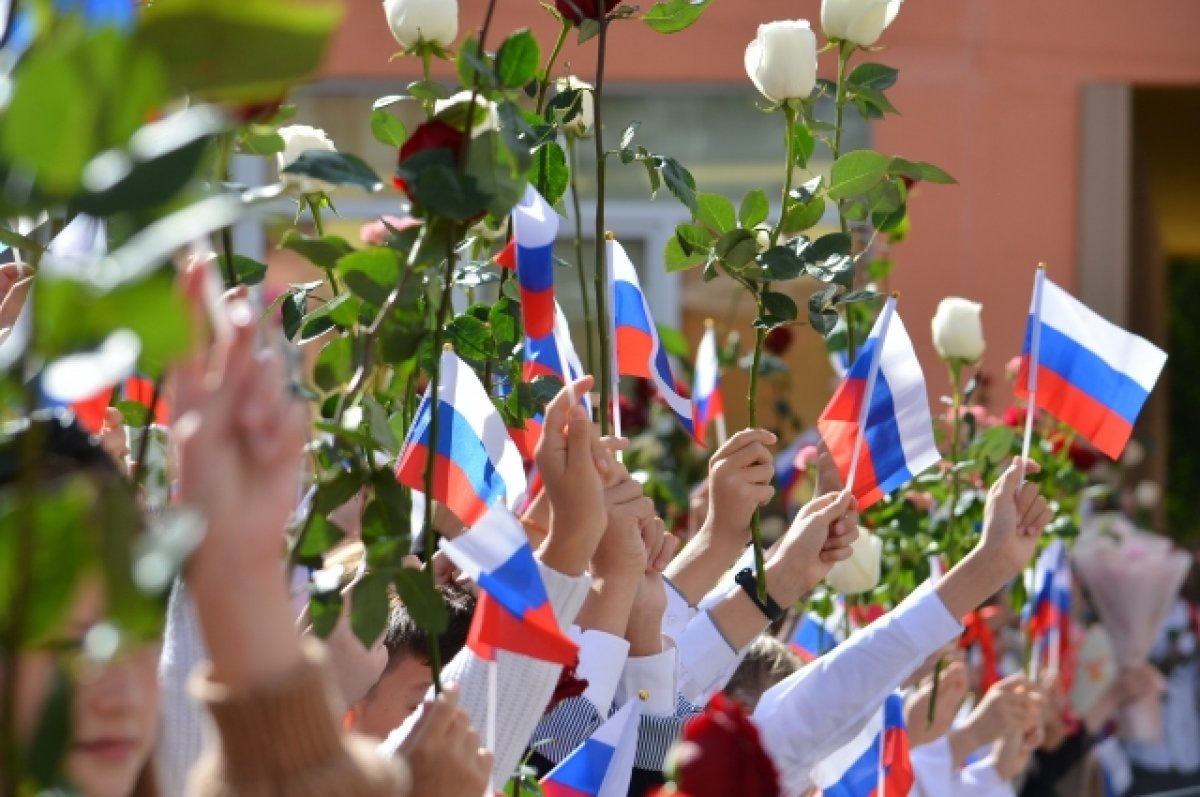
[716,435,776,472]
[536,375,594,464]
[992,457,1038,502]
[711,428,777,464]
[814,447,844,496]
[650,530,678,573]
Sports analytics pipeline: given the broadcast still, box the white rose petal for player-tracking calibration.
[277,125,338,196]
[744,21,817,104]
[825,528,882,595]
[554,76,595,139]
[433,90,501,136]
[383,0,458,50]
[821,0,901,47]
[931,297,986,363]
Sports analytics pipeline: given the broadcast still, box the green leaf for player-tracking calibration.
[489,296,522,358]
[792,125,816,170]
[855,87,898,116]
[759,291,798,325]
[295,515,346,562]
[282,150,383,192]
[674,223,714,256]
[219,254,268,285]
[455,35,486,88]
[280,230,354,270]
[848,63,898,91]
[135,0,343,103]
[888,157,957,185]
[337,247,401,307]
[642,0,712,33]
[446,315,495,364]
[530,141,569,207]
[393,569,449,635]
[827,150,893,200]
[308,590,343,638]
[695,193,736,234]
[282,292,307,340]
[661,158,698,214]
[370,108,408,148]
[974,424,1016,466]
[495,28,540,88]
[350,570,390,648]
[115,400,150,427]
[758,246,806,281]
[781,195,826,234]
[739,189,769,229]
[313,336,354,392]
[239,129,286,155]
[714,228,758,270]
[400,150,489,220]
[27,669,72,788]
[664,234,706,273]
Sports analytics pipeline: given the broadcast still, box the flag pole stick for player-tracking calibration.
[487,658,498,755]
[605,234,623,459]
[877,702,887,797]
[845,295,898,495]
[1020,265,1047,477]
[715,414,728,448]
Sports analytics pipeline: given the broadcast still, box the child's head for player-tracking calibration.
[723,635,802,712]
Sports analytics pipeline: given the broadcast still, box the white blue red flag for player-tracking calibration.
[513,185,557,340]
[439,504,578,665]
[512,302,590,459]
[818,298,940,509]
[1023,539,1072,675]
[692,322,725,446]
[396,349,527,528]
[610,239,695,439]
[812,693,914,797]
[541,698,641,797]
[789,603,845,663]
[1016,272,1166,460]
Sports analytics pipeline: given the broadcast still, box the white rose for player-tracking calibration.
[825,528,882,595]
[931,297,985,363]
[554,76,594,139]
[433,90,500,136]
[277,125,338,196]
[383,0,458,50]
[754,224,772,253]
[744,21,817,105]
[821,0,901,47]
[1134,480,1161,510]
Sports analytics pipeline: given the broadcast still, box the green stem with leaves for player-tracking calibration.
[567,137,596,374]
[831,41,857,362]
[592,17,613,435]
[535,22,571,115]
[216,134,239,289]
[750,102,801,602]
[307,196,341,295]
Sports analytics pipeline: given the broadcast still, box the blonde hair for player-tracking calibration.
[723,636,803,712]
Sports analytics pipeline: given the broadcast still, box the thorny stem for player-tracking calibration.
[592,16,612,435]
[567,138,596,373]
[535,22,571,116]
[216,134,238,289]
[832,42,857,362]
[307,197,341,295]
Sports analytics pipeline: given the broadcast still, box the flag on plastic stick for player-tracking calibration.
[541,698,642,797]
[610,238,695,439]
[439,503,579,666]
[818,297,940,509]
[1017,267,1167,460]
[1023,539,1072,678]
[812,693,914,797]
[512,302,591,458]
[693,320,726,446]
[396,348,527,528]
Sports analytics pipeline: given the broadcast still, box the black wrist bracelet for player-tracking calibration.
[734,567,784,622]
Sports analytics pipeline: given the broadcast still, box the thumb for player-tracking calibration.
[991,457,1031,502]
[803,489,852,523]
[564,404,594,479]
[814,444,844,496]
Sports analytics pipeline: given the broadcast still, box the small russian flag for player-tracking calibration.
[818,297,940,509]
[396,348,527,528]
[1016,271,1166,460]
[812,693,914,797]
[512,302,590,459]
[610,239,695,439]
[790,605,845,663]
[540,698,642,797]
[513,185,558,340]
[692,321,725,446]
[1024,539,1072,676]
[439,504,579,666]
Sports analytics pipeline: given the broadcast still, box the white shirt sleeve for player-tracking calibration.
[911,735,1015,797]
[661,578,697,645]
[960,758,1015,797]
[752,581,962,797]
[616,640,678,715]
[571,627,631,715]
[675,608,747,703]
[379,562,592,792]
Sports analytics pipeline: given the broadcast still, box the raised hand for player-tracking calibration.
[397,687,493,797]
[705,429,777,544]
[763,490,858,606]
[534,376,611,577]
[979,458,1054,575]
[905,658,969,747]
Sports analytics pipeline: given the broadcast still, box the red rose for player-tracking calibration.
[1050,432,1100,472]
[555,0,620,25]
[392,120,466,197]
[657,693,780,797]
[544,657,589,715]
[764,327,793,356]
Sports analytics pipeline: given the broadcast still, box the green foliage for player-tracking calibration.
[642,0,713,33]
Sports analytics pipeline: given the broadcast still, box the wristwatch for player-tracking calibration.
[734,567,784,622]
